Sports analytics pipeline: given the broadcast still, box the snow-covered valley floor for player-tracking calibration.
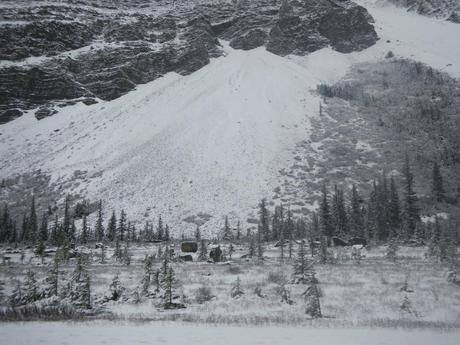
[1,321,459,345]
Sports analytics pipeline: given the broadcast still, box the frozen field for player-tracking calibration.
[1,321,459,345]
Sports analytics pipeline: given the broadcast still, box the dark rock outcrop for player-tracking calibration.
[266,0,378,55]
[0,0,378,125]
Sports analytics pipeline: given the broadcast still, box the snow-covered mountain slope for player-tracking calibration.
[291,0,460,83]
[0,44,318,235]
[1,0,459,236]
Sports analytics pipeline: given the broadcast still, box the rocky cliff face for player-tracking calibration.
[0,0,378,124]
[386,0,460,22]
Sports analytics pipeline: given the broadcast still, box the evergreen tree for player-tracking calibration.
[0,204,10,243]
[279,228,285,263]
[198,239,207,261]
[29,195,38,244]
[23,269,40,303]
[107,210,117,242]
[319,184,334,238]
[230,276,244,298]
[123,244,131,266]
[50,214,59,245]
[402,154,420,239]
[163,266,177,307]
[62,195,71,239]
[43,257,59,298]
[9,280,23,307]
[292,241,317,284]
[69,255,91,309]
[100,244,106,264]
[388,177,402,239]
[432,162,445,203]
[165,224,170,242]
[39,213,48,243]
[258,198,270,241]
[256,226,264,263]
[386,237,399,262]
[108,274,124,301]
[80,214,88,244]
[302,271,322,318]
[349,184,364,238]
[228,242,235,260]
[157,216,164,240]
[118,209,127,241]
[309,212,320,257]
[222,216,231,241]
[95,200,104,242]
[195,225,201,242]
[21,214,29,243]
[285,208,295,243]
[236,220,241,241]
[248,235,255,259]
[141,255,154,295]
[331,185,348,237]
[113,238,122,261]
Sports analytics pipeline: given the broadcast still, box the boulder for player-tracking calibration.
[181,241,198,253]
[179,254,193,262]
[209,246,223,262]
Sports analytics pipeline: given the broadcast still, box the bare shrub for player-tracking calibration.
[227,265,243,275]
[267,270,287,285]
[194,286,214,304]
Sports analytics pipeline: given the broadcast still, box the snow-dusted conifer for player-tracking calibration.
[231,276,244,298]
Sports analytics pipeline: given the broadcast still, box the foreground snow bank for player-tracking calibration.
[1,322,459,345]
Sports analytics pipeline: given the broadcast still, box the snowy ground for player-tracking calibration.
[1,244,459,326]
[1,321,460,345]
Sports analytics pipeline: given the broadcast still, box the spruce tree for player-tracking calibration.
[258,198,270,241]
[107,210,117,242]
[29,195,38,244]
[118,209,127,241]
[108,274,124,301]
[222,216,231,241]
[69,255,91,309]
[292,241,317,284]
[331,185,348,237]
[50,214,59,245]
[95,200,104,242]
[402,154,420,239]
[141,255,153,295]
[432,162,445,203]
[386,237,399,262]
[157,216,164,240]
[236,220,241,241]
[9,280,23,307]
[39,213,48,243]
[285,208,295,243]
[195,225,201,242]
[80,214,88,244]
[163,266,176,307]
[43,257,59,298]
[62,195,71,239]
[230,276,244,298]
[319,184,334,238]
[349,184,364,238]
[198,239,208,261]
[256,227,264,263]
[248,235,255,259]
[279,228,285,263]
[23,269,40,303]
[388,177,402,239]
[302,268,322,318]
